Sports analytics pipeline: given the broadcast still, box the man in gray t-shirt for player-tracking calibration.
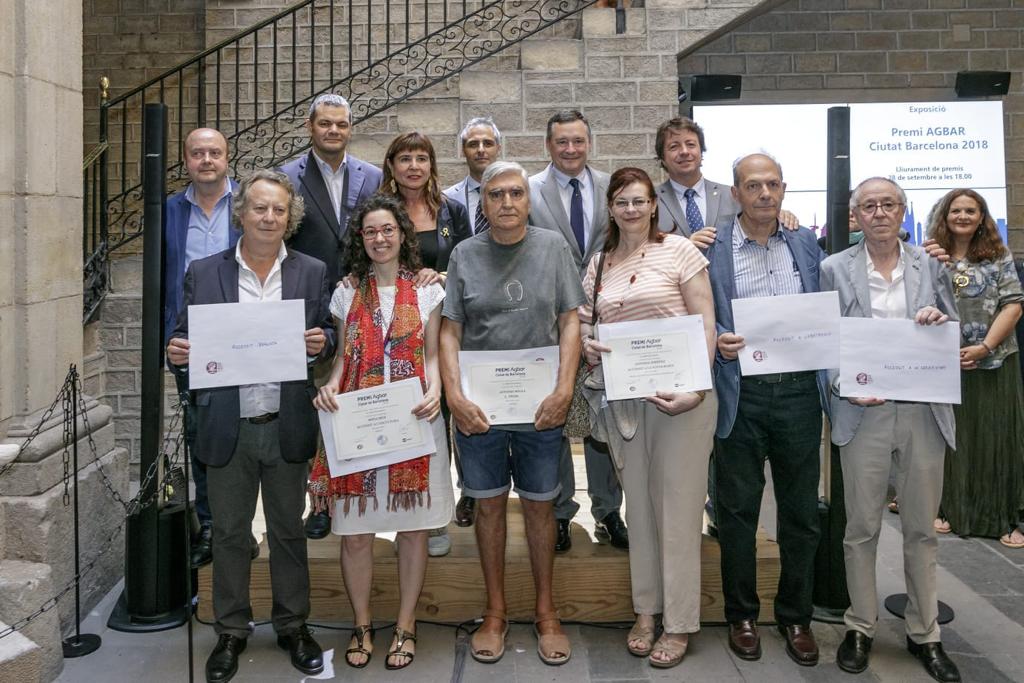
[440,161,583,666]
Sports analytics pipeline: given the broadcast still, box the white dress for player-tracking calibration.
[328,282,454,535]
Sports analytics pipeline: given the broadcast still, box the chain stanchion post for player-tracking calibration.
[62,365,102,658]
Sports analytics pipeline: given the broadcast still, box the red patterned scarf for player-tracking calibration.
[307,268,431,514]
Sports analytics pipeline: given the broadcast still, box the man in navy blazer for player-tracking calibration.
[705,153,829,667]
[167,170,335,682]
[279,93,383,288]
[162,127,241,569]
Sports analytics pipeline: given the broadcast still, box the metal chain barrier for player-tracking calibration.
[0,366,187,641]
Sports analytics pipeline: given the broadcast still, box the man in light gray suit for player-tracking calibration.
[822,177,960,683]
[528,109,626,553]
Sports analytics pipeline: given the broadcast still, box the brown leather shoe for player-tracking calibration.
[728,619,761,660]
[778,624,819,666]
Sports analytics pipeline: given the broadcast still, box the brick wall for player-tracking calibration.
[679,0,1024,252]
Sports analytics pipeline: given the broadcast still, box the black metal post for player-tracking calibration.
[62,365,102,658]
[825,106,850,256]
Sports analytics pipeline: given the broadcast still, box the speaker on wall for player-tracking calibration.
[955,71,1011,98]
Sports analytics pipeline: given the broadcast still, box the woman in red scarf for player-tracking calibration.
[310,195,452,670]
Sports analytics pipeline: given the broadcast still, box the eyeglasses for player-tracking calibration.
[611,198,652,210]
[856,201,904,215]
[486,188,526,202]
[360,225,398,240]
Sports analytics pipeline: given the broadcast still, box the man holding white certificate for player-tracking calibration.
[440,161,584,666]
[822,177,961,683]
[706,153,829,667]
[166,169,335,682]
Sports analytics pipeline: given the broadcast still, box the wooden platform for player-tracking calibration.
[197,498,781,624]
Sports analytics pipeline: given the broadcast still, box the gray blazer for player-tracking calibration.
[656,176,736,237]
[820,240,958,448]
[528,164,610,274]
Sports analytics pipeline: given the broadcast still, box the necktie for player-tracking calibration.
[569,178,585,254]
[684,188,704,234]
[473,188,490,234]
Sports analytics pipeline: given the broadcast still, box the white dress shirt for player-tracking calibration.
[866,244,908,320]
[669,177,708,226]
[550,165,595,248]
[312,150,348,224]
[236,240,287,417]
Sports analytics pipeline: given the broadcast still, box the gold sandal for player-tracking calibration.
[385,626,417,671]
[627,619,656,656]
[649,633,688,669]
[470,610,509,663]
[344,624,374,669]
[534,612,571,666]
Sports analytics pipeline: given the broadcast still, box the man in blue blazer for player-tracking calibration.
[167,169,335,682]
[279,93,383,289]
[705,153,829,667]
[163,127,241,569]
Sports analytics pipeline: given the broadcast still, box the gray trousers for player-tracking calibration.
[207,420,310,638]
[554,435,622,521]
[840,402,945,643]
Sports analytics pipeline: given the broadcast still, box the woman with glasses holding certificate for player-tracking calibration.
[578,167,717,669]
[308,195,453,670]
[927,189,1024,549]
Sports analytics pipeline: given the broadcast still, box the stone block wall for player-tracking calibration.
[679,0,1024,251]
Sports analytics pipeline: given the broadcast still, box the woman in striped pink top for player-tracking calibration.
[579,167,717,669]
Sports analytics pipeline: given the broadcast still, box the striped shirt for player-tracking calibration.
[732,218,804,299]
[580,234,709,324]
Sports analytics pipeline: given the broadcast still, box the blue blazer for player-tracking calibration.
[705,214,831,439]
[169,247,336,467]
[279,152,382,287]
[163,180,241,345]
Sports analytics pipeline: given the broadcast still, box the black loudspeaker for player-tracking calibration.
[955,70,1011,98]
[678,74,742,102]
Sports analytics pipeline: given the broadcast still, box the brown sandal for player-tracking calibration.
[344,624,374,668]
[626,619,656,656]
[649,633,688,669]
[470,610,509,663]
[534,612,571,666]
[385,626,417,670]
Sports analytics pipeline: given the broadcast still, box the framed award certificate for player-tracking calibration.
[597,315,712,401]
[458,346,559,425]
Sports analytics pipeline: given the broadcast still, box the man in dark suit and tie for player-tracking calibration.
[443,116,503,236]
[528,109,627,553]
[279,92,382,539]
[167,169,335,683]
[163,127,241,569]
[280,92,383,288]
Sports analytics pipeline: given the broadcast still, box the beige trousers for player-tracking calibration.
[604,392,717,633]
[839,402,945,643]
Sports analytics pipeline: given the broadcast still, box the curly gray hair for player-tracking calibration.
[231,169,305,240]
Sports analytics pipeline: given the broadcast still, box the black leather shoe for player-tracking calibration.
[278,625,324,675]
[595,511,629,549]
[191,524,213,569]
[778,624,819,666]
[836,630,872,674]
[206,634,246,682]
[454,495,475,527]
[250,534,260,560]
[907,638,961,682]
[555,519,572,552]
[304,509,331,540]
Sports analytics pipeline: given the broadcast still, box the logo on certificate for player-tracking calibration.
[752,350,766,362]
[377,435,388,446]
[206,361,222,374]
[856,372,872,386]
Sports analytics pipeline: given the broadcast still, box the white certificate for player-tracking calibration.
[318,378,437,478]
[188,300,308,389]
[597,315,713,401]
[839,317,961,404]
[459,346,559,425]
[733,291,841,376]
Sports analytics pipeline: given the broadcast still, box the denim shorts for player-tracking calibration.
[454,426,563,501]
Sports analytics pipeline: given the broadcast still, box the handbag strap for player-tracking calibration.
[590,249,607,328]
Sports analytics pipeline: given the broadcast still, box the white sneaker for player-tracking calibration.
[427,527,451,557]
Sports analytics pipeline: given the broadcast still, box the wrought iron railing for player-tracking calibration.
[85,0,596,318]
[83,136,109,323]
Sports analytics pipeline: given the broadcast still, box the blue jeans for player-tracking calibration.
[455,426,563,501]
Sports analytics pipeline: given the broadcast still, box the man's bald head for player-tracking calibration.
[184,128,229,190]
